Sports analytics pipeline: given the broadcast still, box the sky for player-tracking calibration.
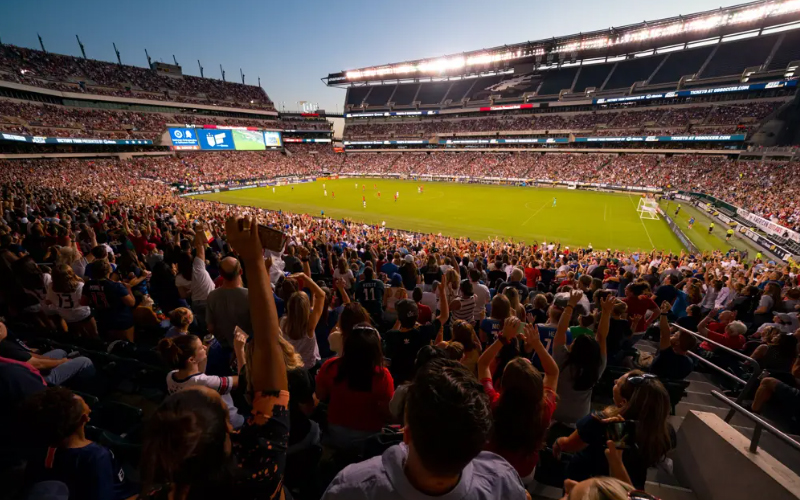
[0,0,744,113]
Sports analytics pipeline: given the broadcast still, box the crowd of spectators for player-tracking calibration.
[0,99,333,141]
[344,101,783,139]
[0,151,798,500]
[0,44,273,109]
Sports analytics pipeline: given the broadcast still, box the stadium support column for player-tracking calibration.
[113,43,122,65]
[599,62,617,92]
[76,35,86,59]
[220,64,225,82]
[37,34,46,53]
[198,60,204,78]
[145,49,152,67]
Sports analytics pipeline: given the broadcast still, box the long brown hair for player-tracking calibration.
[284,291,310,340]
[158,335,200,369]
[603,370,672,465]
[491,357,547,456]
[451,320,479,353]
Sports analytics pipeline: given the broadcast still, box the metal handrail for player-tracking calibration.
[670,323,762,422]
[711,390,800,454]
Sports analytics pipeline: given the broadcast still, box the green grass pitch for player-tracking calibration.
[193,178,732,253]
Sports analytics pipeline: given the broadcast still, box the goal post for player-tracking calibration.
[640,206,660,220]
[637,197,658,213]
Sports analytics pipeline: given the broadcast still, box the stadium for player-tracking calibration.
[1,1,800,499]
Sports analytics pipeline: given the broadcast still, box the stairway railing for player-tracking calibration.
[711,390,800,453]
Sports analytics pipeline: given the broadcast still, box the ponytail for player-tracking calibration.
[157,335,199,369]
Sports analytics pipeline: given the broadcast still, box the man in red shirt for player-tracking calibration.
[622,283,660,333]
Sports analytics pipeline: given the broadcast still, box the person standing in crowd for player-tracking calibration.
[205,255,251,376]
[322,359,527,499]
[141,216,291,500]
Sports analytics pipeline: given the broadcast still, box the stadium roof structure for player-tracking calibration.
[324,0,800,86]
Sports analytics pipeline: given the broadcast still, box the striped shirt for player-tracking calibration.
[452,295,477,322]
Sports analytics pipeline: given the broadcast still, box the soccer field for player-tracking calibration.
[194,179,692,252]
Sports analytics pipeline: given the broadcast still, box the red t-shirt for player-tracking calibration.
[701,330,746,352]
[315,357,394,432]
[623,295,658,332]
[525,267,541,286]
[482,384,557,477]
[417,303,432,325]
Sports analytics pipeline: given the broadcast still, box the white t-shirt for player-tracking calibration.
[175,257,216,303]
[46,281,91,323]
[166,371,243,428]
[471,282,491,321]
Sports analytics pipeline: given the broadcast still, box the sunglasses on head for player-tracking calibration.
[628,490,660,500]
[352,325,379,336]
[627,373,658,386]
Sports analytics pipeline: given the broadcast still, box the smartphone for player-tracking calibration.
[258,224,287,253]
[606,420,637,449]
[236,219,287,253]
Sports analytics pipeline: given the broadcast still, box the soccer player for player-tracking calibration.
[726,228,734,242]
[272,187,275,194]
[378,191,381,198]
[675,204,681,216]
[552,197,557,208]
[332,191,335,199]
[324,190,327,197]
[417,186,421,194]
[373,183,377,190]
[363,200,366,209]
[708,222,715,234]
[323,183,326,190]
[688,217,695,229]
[362,185,366,192]
[395,191,399,202]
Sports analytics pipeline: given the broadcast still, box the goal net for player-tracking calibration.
[637,197,660,220]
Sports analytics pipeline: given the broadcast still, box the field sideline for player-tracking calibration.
[194,179,707,253]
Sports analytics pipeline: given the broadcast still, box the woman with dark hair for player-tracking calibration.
[47,264,97,338]
[399,258,418,291]
[476,316,559,483]
[332,256,354,290]
[81,259,135,342]
[158,334,245,429]
[525,293,549,325]
[149,261,188,314]
[479,294,511,346]
[21,387,138,500]
[315,323,394,450]
[140,216,290,500]
[116,248,148,295]
[327,301,372,356]
[554,370,674,489]
[450,279,477,323]
[753,281,785,330]
[315,280,349,359]
[752,329,798,374]
[422,255,443,291]
[553,291,611,427]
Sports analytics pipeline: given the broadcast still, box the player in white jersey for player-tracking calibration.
[272,187,275,193]
[324,190,327,197]
[363,200,367,209]
[355,182,358,189]
[323,183,326,190]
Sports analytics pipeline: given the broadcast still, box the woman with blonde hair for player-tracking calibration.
[47,264,97,338]
[280,270,327,370]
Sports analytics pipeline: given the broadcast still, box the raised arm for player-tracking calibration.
[291,271,327,337]
[596,294,613,357]
[554,290,581,350]
[477,316,519,381]
[523,323,558,391]
[658,300,673,351]
[697,308,717,337]
[435,274,449,323]
[225,216,287,393]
